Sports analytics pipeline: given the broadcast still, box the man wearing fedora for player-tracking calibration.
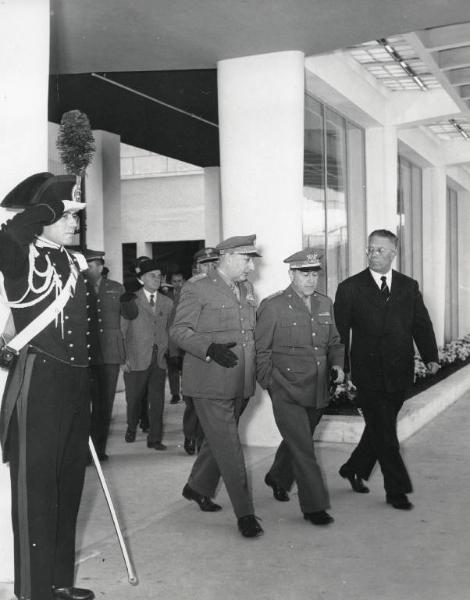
[255,249,344,526]
[170,235,263,538]
[84,250,125,462]
[121,258,173,450]
[0,173,94,600]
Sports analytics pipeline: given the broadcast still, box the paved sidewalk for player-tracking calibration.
[4,389,470,600]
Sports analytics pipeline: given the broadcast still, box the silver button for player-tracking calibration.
[69,343,74,347]
[67,330,72,334]
[100,329,103,333]
[71,357,75,361]
[316,361,320,365]
[293,322,297,326]
[241,330,245,334]
[87,344,91,348]
[314,347,318,350]
[312,333,316,336]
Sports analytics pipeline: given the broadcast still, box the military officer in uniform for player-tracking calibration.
[255,249,344,526]
[180,247,220,455]
[170,235,263,538]
[0,173,94,600]
[84,249,125,461]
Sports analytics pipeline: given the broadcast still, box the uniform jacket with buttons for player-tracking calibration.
[169,271,257,400]
[255,285,344,408]
[86,277,126,366]
[334,268,438,392]
[0,201,90,459]
[121,288,173,371]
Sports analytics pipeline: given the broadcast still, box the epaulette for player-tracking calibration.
[263,290,283,302]
[188,272,208,283]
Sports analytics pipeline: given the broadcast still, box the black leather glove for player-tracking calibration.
[206,342,238,368]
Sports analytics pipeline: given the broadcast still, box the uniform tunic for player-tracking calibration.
[0,201,92,600]
[255,285,344,513]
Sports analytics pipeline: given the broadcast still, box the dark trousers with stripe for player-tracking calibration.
[89,363,120,456]
[344,388,413,495]
[8,354,90,600]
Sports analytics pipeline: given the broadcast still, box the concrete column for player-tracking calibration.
[365,125,398,233]
[0,0,50,585]
[218,51,304,446]
[422,166,447,346]
[87,131,123,281]
[204,167,221,246]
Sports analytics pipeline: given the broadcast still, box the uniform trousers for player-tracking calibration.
[268,385,329,513]
[166,356,181,397]
[124,347,166,443]
[182,396,204,444]
[188,397,252,518]
[344,388,412,495]
[8,353,90,600]
[89,363,120,456]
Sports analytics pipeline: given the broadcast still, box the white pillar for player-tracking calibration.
[0,0,50,585]
[87,131,123,281]
[422,166,447,346]
[218,51,305,446]
[365,125,398,233]
[204,167,221,246]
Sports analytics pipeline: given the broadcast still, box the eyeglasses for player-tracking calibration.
[365,246,395,256]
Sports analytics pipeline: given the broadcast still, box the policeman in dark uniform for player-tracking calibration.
[84,249,125,461]
[170,235,263,538]
[0,173,95,600]
[255,249,344,526]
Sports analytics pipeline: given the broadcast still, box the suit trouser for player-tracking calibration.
[124,348,166,443]
[89,363,120,456]
[8,354,90,600]
[166,356,181,397]
[182,396,204,443]
[268,386,329,513]
[188,397,253,518]
[345,388,412,495]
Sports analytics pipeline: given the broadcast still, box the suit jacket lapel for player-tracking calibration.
[137,288,155,316]
[359,269,386,308]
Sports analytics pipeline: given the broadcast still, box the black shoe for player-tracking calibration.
[339,464,369,493]
[386,494,413,510]
[264,473,289,502]
[182,484,222,512]
[125,428,136,443]
[53,587,95,600]
[184,438,196,455]
[170,394,181,404]
[147,441,167,451]
[237,514,264,538]
[303,510,334,526]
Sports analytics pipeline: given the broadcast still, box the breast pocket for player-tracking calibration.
[279,318,312,346]
[199,301,238,332]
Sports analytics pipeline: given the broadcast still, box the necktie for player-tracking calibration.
[303,296,311,313]
[149,293,155,308]
[231,282,240,302]
[380,276,390,301]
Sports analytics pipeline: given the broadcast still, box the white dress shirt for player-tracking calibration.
[369,268,392,292]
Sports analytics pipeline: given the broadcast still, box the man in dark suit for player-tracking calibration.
[255,249,344,526]
[334,229,439,510]
[85,249,125,461]
[170,235,263,538]
[121,258,173,450]
[165,269,185,404]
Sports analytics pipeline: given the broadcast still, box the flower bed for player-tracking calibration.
[325,334,470,416]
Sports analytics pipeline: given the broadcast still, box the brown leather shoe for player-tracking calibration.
[53,587,95,600]
[182,484,222,512]
[237,514,264,538]
[264,473,289,501]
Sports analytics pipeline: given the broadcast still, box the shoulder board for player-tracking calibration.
[263,290,283,302]
[188,273,208,283]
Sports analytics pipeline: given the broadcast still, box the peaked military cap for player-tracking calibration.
[135,258,162,277]
[1,172,80,212]
[216,234,261,257]
[284,248,322,270]
[84,248,105,263]
[193,247,220,264]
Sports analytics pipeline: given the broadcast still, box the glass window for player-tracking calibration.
[397,156,423,286]
[303,95,366,296]
[445,186,459,342]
